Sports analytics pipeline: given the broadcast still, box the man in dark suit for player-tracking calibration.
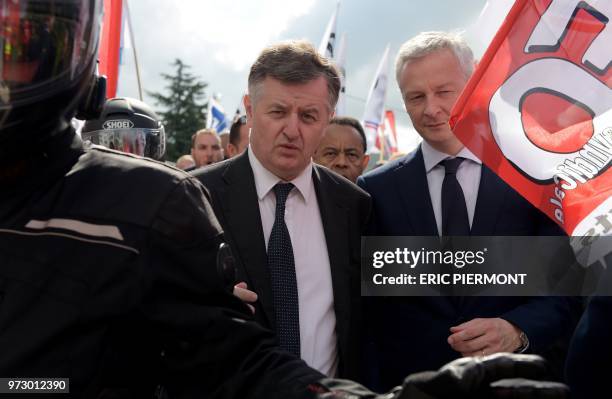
[357,31,576,390]
[566,261,612,399]
[194,40,371,380]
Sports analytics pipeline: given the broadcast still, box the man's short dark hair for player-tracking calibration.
[329,116,367,153]
[248,40,341,109]
[229,115,247,146]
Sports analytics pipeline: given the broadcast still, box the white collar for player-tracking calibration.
[420,140,481,173]
[247,146,313,204]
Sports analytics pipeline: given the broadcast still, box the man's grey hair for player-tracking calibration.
[395,31,475,85]
[248,40,341,110]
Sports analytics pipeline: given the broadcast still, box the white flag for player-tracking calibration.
[362,45,390,155]
[467,0,514,57]
[207,96,229,133]
[318,1,340,58]
[335,33,347,116]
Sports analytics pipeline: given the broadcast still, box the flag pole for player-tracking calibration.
[123,0,144,101]
[378,126,385,163]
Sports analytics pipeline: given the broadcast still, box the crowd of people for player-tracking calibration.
[171,114,370,180]
[1,1,609,398]
[170,109,369,183]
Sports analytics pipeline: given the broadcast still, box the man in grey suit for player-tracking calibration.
[193,40,370,380]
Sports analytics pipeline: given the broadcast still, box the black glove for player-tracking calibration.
[216,242,237,292]
[311,353,568,399]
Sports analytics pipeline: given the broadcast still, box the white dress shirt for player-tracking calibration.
[248,149,338,377]
[420,141,482,236]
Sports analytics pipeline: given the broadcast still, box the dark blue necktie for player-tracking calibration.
[441,158,470,302]
[441,158,470,236]
[267,182,300,356]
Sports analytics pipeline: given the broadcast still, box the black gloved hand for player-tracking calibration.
[398,353,568,399]
[312,353,568,399]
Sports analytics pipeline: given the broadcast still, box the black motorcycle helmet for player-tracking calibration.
[82,97,166,160]
[0,0,106,163]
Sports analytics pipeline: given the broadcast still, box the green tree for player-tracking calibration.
[148,59,208,161]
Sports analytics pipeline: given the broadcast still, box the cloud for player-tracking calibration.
[163,0,317,71]
[465,0,513,58]
[120,0,489,123]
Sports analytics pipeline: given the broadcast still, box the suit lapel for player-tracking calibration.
[312,167,351,347]
[396,148,438,236]
[218,151,276,328]
[396,149,454,312]
[471,165,507,236]
[461,166,508,310]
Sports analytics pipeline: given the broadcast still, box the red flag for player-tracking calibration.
[98,0,123,98]
[450,0,611,245]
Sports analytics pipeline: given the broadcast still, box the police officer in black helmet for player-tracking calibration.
[0,1,570,398]
[82,97,166,161]
[0,1,323,397]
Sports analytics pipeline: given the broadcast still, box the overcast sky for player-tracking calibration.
[117,0,511,152]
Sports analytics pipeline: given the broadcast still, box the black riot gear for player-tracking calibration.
[0,0,105,163]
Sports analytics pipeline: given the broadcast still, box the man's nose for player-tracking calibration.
[283,112,300,139]
[334,153,348,168]
[423,96,442,118]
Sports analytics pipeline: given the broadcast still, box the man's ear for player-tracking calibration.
[361,154,371,173]
[227,143,237,158]
[244,94,253,120]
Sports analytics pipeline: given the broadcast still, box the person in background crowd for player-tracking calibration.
[191,128,224,167]
[313,116,370,183]
[227,115,250,158]
[176,153,196,170]
[220,130,231,160]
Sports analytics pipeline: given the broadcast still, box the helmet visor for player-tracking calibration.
[0,0,100,106]
[83,127,167,160]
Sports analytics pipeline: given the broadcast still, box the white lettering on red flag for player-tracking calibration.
[450,0,611,264]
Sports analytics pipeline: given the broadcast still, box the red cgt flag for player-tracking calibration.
[98,0,123,98]
[450,0,611,256]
